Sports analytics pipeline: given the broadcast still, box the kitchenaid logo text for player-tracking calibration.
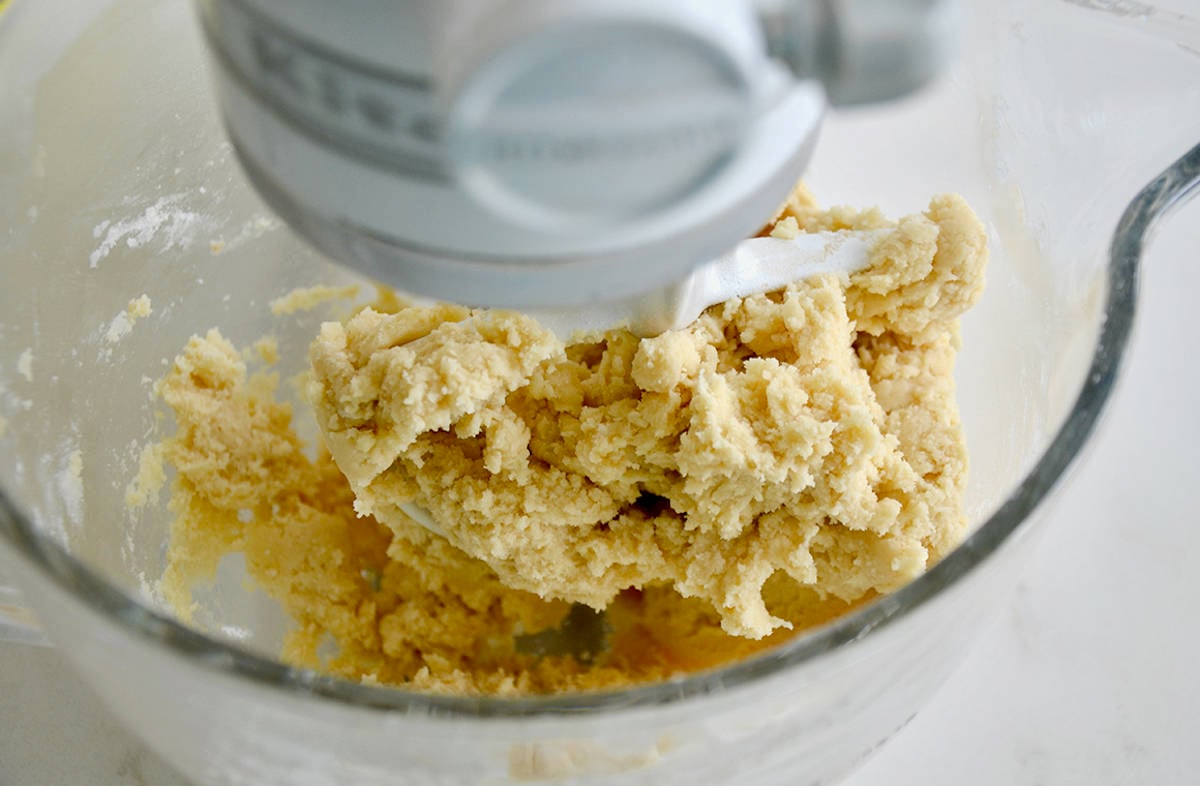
[210,0,445,179]
[247,29,438,145]
[213,0,743,177]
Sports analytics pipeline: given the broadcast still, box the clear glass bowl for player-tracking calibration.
[1,1,1198,784]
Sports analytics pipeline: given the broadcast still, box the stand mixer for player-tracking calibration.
[197,0,957,323]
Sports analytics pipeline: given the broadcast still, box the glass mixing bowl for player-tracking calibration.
[1,1,1198,784]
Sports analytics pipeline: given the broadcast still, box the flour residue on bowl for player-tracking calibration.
[54,447,85,531]
[269,285,361,316]
[16,349,33,383]
[89,194,211,269]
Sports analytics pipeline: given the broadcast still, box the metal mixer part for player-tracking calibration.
[198,0,957,309]
[758,0,959,106]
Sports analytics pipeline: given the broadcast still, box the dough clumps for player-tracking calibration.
[157,190,986,693]
[308,194,987,638]
[159,329,819,692]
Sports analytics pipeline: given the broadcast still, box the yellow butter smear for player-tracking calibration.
[157,189,986,694]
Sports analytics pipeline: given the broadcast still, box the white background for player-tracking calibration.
[2,202,1197,784]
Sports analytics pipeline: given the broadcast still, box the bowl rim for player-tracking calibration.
[1,47,1195,715]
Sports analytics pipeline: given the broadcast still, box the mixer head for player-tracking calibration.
[197,0,956,309]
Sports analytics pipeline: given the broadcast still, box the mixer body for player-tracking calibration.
[198,0,956,307]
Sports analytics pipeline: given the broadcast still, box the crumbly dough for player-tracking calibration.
[308,194,986,638]
[158,190,986,693]
[125,442,165,509]
[159,327,840,693]
[105,294,152,343]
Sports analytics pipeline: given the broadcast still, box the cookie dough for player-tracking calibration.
[308,194,985,639]
[158,190,986,692]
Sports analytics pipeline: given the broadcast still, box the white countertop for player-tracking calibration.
[3,211,1197,786]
